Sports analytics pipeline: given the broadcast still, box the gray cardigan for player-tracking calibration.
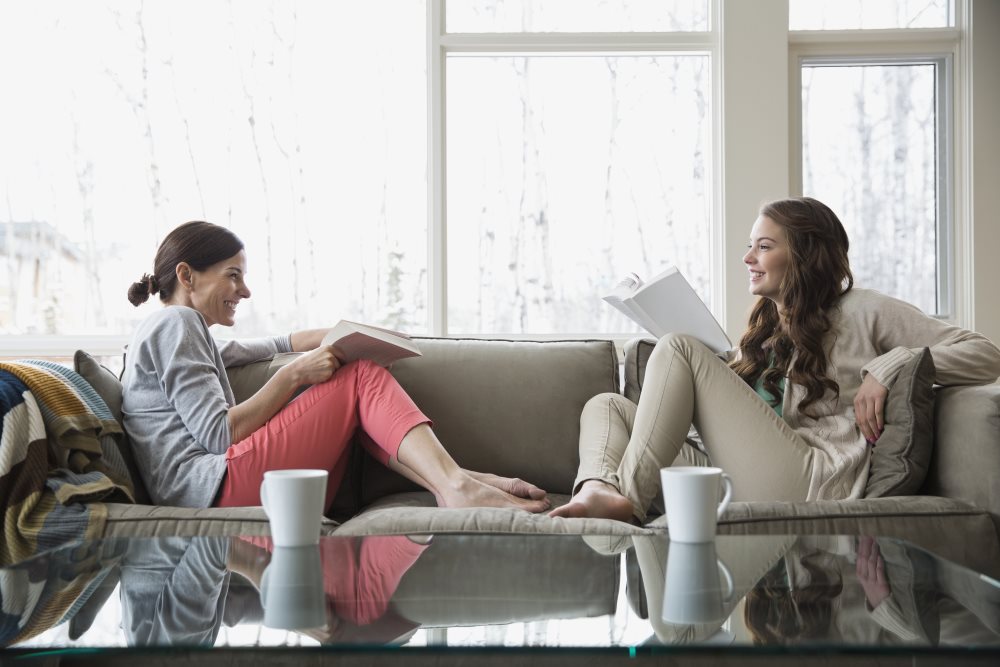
[121,306,292,507]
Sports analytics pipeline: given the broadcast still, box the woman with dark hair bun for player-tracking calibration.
[551,197,1000,523]
[122,220,549,512]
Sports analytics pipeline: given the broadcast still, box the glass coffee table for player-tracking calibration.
[2,532,998,664]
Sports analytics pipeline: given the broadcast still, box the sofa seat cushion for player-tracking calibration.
[100,503,338,539]
[335,492,652,537]
[647,496,1000,578]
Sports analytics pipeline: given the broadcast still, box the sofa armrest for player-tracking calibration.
[924,384,1000,532]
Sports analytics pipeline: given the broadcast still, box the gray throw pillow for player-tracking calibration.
[864,348,936,497]
[73,350,151,504]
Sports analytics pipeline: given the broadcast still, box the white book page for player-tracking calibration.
[629,269,731,354]
[320,321,421,366]
[333,331,419,367]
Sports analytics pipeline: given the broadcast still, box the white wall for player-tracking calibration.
[720,0,789,340]
[970,0,1000,344]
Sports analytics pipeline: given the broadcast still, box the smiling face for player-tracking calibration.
[744,215,790,310]
[173,250,251,327]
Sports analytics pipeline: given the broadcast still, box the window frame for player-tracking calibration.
[427,0,721,339]
[788,26,963,320]
[5,0,984,357]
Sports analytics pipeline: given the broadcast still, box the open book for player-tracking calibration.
[603,266,732,355]
[320,320,422,367]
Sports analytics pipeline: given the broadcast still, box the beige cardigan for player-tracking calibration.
[778,288,1000,500]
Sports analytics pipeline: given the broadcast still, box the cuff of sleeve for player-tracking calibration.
[861,346,915,390]
[869,596,922,641]
[275,334,293,354]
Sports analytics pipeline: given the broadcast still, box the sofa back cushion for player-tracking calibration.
[361,338,620,504]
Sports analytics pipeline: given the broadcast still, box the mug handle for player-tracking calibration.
[716,473,733,520]
[717,558,735,602]
[260,479,270,517]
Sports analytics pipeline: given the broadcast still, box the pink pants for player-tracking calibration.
[239,534,427,627]
[321,536,427,626]
[214,360,430,510]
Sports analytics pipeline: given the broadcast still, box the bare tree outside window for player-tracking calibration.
[447,0,710,32]
[447,53,713,334]
[789,0,951,30]
[801,63,939,314]
[0,0,426,337]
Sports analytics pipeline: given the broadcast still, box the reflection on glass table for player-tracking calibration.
[2,533,999,654]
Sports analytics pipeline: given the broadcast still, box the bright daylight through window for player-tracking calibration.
[0,1,427,339]
[0,0,714,342]
[0,0,959,342]
[791,0,953,317]
[801,62,943,316]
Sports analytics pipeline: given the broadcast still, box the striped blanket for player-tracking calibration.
[0,361,134,567]
[0,537,126,646]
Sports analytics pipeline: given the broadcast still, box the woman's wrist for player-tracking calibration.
[289,328,331,353]
[273,362,304,393]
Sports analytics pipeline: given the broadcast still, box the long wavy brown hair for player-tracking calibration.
[744,551,844,645]
[729,197,853,417]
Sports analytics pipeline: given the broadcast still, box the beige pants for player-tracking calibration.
[575,333,815,521]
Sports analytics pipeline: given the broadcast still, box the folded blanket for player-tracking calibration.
[17,359,133,490]
[0,362,134,567]
[0,537,126,646]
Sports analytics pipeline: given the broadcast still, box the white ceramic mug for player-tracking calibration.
[662,540,735,625]
[260,545,326,630]
[260,469,328,547]
[660,466,733,543]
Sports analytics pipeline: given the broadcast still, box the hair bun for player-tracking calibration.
[127,273,158,307]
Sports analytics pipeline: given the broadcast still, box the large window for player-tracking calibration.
[0,1,426,341]
[446,54,712,334]
[0,0,978,351]
[800,59,947,315]
[440,0,715,335]
[789,0,957,317]
[790,0,952,30]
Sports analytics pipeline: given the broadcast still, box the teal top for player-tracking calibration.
[754,358,786,417]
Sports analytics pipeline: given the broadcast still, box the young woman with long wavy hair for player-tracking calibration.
[551,197,1000,522]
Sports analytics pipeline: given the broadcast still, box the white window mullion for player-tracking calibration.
[428,0,447,336]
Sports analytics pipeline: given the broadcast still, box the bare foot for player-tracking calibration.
[437,475,550,513]
[463,469,547,500]
[548,480,635,523]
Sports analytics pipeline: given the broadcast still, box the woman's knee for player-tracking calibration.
[584,392,626,411]
[655,332,701,351]
[342,358,388,383]
[582,392,636,421]
[651,333,718,365]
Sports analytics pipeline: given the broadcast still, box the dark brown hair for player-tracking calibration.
[744,551,844,645]
[127,221,244,307]
[729,197,853,417]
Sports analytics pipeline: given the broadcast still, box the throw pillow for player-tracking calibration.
[73,350,151,504]
[864,347,936,498]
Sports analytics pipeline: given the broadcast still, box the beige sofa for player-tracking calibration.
[78,337,1000,577]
